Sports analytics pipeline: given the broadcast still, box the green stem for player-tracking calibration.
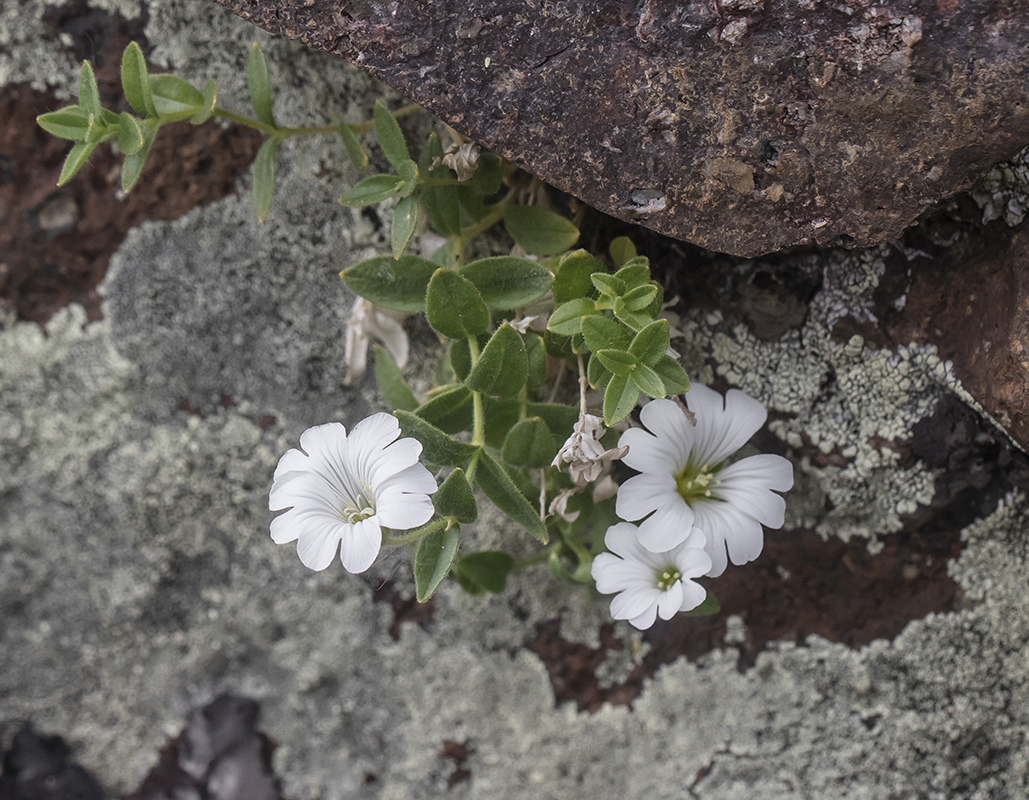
[511,548,552,571]
[381,524,438,547]
[452,192,513,266]
[467,335,485,446]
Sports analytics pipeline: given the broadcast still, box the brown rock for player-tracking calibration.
[886,227,1029,451]
[210,0,1029,256]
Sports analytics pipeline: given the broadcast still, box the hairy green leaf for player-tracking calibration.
[433,469,478,523]
[591,272,626,298]
[603,373,639,426]
[78,61,101,118]
[653,355,691,394]
[247,42,275,127]
[465,324,527,398]
[548,298,596,336]
[418,132,460,236]
[503,205,579,256]
[553,250,601,303]
[251,137,277,222]
[338,174,404,207]
[149,74,204,115]
[629,361,666,398]
[414,384,475,434]
[337,121,368,169]
[116,112,144,155]
[526,402,579,439]
[609,236,637,267]
[395,409,480,464]
[190,80,217,125]
[121,125,158,192]
[57,141,97,185]
[628,319,670,366]
[36,107,90,141]
[596,349,637,377]
[391,194,419,259]
[426,269,490,339]
[120,42,156,118]
[460,257,553,310]
[414,520,460,602]
[374,100,410,171]
[474,451,548,543]
[341,255,437,312]
[502,417,557,468]
[374,345,418,412]
[581,314,632,353]
[454,551,515,595]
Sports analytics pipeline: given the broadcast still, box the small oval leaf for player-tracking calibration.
[374,346,418,412]
[341,254,437,313]
[464,323,527,398]
[117,112,144,155]
[391,194,419,259]
[474,450,547,543]
[433,469,478,523]
[460,257,554,310]
[247,42,275,127]
[338,174,404,207]
[36,108,90,141]
[503,205,579,256]
[121,42,156,118]
[395,410,480,465]
[414,521,460,602]
[251,137,277,222]
[149,74,204,115]
[426,269,490,339]
[374,100,410,171]
[502,417,557,468]
[78,61,102,118]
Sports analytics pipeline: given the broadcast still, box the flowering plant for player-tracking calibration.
[40,42,794,628]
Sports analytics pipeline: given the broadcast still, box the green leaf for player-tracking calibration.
[628,319,670,366]
[596,349,637,377]
[391,195,419,259]
[418,132,460,236]
[543,329,574,358]
[120,42,156,118]
[613,297,651,331]
[78,61,101,118]
[396,158,419,197]
[469,152,503,195]
[374,345,418,411]
[341,254,437,313]
[684,590,721,617]
[433,469,478,523]
[653,355,691,394]
[338,174,404,207]
[374,100,410,171]
[448,334,486,381]
[414,521,460,602]
[116,112,144,155]
[426,269,490,339]
[609,236,637,267]
[465,323,527,398]
[57,141,97,185]
[395,409,480,464]
[581,314,632,353]
[622,284,660,312]
[548,298,596,336]
[414,384,475,434]
[475,450,548,542]
[526,402,579,439]
[337,121,368,169]
[482,397,522,450]
[247,42,275,127]
[587,352,612,389]
[614,260,652,289]
[524,333,547,390]
[503,205,579,256]
[460,257,554,310]
[251,137,277,222]
[553,250,601,303]
[149,74,204,115]
[629,361,666,398]
[603,373,639,426]
[190,79,217,124]
[454,551,515,595]
[502,417,557,468]
[121,124,158,192]
[36,107,90,141]
[591,273,626,298]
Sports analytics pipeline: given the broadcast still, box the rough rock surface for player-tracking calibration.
[208,0,1029,257]
[4,2,1029,800]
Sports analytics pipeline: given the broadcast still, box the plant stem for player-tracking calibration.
[468,335,485,446]
[381,525,437,547]
[511,548,552,571]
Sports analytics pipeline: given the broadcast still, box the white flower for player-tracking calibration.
[269,415,436,573]
[344,298,409,387]
[615,384,794,576]
[552,413,629,484]
[591,522,712,630]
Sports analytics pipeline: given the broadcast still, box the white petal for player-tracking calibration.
[686,384,766,466]
[272,447,310,482]
[295,519,343,571]
[610,586,660,620]
[270,510,301,544]
[369,311,409,369]
[678,580,708,612]
[346,414,401,470]
[693,500,765,575]
[635,500,695,552]
[638,398,695,460]
[619,426,682,475]
[657,582,684,619]
[615,473,677,521]
[376,490,435,530]
[719,453,794,491]
[716,484,786,529]
[299,422,348,458]
[592,556,653,594]
[627,604,659,630]
[338,517,382,573]
[376,462,437,497]
[672,541,714,579]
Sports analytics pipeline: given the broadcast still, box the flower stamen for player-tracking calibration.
[675,464,719,503]
[655,565,683,591]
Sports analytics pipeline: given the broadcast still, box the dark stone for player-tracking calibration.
[0,725,105,800]
[209,0,1029,256]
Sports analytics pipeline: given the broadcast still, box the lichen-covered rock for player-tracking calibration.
[210,0,1029,257]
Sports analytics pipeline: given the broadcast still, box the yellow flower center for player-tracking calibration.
[675,463,720,504]
[655,566,683,591]
[340,489,376,523]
